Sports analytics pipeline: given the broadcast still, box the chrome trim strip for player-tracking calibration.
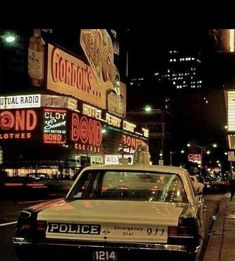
[13,237,198,253]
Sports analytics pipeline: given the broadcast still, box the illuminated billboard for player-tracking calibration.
[47,44,107,109]
[70,112,103,153]
[227,91,235,131]
[43,108,67,144]
[80,30,126,117]
[0,95,41,109]
[47,43,126,117]
[0,109,39,140]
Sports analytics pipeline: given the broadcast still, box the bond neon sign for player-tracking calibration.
[71,113,102,152]
[0,109,38,140]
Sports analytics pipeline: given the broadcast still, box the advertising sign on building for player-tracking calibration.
[80,29,117,88]
[43,108,67,144]
[80,30,126,117]
[188,154,201,163]
[70,112,103,153]
[104,154,133,165]
[0,95,41,109]
[0,109,39,140]
[227,91,235,131]
[41,95,77,111]
[47,44,107,110]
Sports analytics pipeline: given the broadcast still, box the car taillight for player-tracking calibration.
[35,221,47,237]
[168,217,200,247]
[16,210,46,239]
[168,226,195,237]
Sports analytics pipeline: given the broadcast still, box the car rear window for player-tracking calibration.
[67,170,188,203]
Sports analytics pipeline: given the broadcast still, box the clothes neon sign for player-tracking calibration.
[0,109,37,140]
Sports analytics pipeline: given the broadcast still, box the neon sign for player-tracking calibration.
[123,120,136,133]
[122,134,143,152]
[0,109,38,140]
[71,113,102,152]
[43,108,67,144]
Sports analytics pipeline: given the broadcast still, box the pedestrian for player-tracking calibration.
[229,170,235,200]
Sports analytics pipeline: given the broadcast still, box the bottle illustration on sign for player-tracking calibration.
[28,29,45,87]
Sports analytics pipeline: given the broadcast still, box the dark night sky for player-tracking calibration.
[124,27,213,77]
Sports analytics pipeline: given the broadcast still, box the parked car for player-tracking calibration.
[13,164,206,261]
[26,173,50,180]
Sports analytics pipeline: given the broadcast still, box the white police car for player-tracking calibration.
[13,164,206,261]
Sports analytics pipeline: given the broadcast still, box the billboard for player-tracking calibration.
[80,30,126,117]
[70,112,103,153]
[0,109,39,141]
[47,44,107,109]
[227,90,235,131]
[42,108,67,144]
[0,95,41,109]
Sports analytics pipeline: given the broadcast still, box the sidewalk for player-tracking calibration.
[203,193,235,261]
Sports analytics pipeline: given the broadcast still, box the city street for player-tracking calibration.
[0,192,224,261]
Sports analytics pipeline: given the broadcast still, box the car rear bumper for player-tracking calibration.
[13,237,199,260]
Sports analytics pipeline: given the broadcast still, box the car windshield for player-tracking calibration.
[67,170,188,203]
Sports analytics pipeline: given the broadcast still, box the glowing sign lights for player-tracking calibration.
[0,109,38,140]
[43,108,67,144]
[71,113,102,152]
[0,95,41,109]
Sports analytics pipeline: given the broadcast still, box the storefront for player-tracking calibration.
[0,94,148,176]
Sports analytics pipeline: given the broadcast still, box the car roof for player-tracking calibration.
[81,164,189,178]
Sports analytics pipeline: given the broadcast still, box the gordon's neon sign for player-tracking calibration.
[50,46,92,92]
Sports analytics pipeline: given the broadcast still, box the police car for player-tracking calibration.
[13,164,206,261]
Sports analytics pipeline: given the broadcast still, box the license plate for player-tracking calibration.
[93,250,117,261]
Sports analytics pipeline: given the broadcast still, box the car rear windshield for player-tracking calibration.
[67,170,188,203]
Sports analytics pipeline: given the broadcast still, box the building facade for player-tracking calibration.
[0,29,148,177]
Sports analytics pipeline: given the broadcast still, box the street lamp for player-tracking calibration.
[144,105,152,113]
[1,31,17,45]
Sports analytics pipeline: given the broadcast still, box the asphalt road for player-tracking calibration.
[0,192,225,261]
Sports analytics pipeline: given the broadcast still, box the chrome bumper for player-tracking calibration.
[13,237,199,254]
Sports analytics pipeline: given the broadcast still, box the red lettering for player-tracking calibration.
[71,113,102,147]
[66,60,72,85]
[59,57,66,82]
[43,134,62,143]
[15,110,25,130]
[0,110,37,131]
[122,134,141,150]
[51,47,59,82]
[26,110,37,130]
[72,113,79,141]
[50,47,92,92]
